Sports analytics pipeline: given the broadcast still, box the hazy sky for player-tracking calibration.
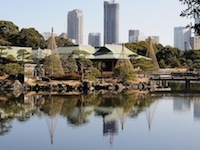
[0,0,192,46]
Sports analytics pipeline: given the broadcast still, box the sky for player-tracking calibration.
[0,0,192,46]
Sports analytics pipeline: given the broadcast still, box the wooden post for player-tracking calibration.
[185,80,190,90]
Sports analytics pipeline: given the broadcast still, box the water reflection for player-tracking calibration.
[193,99,200,121]
[173,98,190,112]
[145,100,158,130]
[171,95,200,122]
[2,91,200,149]
[0,91,156,144]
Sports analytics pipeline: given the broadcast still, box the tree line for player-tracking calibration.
[0,20,74,49]
[125,42,200,71]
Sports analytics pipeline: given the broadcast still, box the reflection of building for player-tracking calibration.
[95,106,128,145]
[103,119,118,145]
[173,98,190,112]
[103,120,118,134]
[194,100,200,120]
[102,108,119,145]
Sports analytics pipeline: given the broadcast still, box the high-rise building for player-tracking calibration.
[67,9,83,45]
[147,36,160,44]
[104,1,119,45]
[174,27,191,51]
[88,33,101,47]
[129,30,139,42]
[190,36,200,50]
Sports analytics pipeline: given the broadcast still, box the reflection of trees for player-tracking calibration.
[0,90,159,138]
[40,95,64,144]
[40,95,64,116]
[0,93,43,135]
[170,82,200,92]
[67,107,89,126]
[0,118,12,136]
[39,94,100,127]
[16,104,32,122]
[65,95,100,127]
[96,92,157,118]
[60,96,79,117]
[38,94,99,142]
[94,92,158,145]
[0,96,23,135]
[169,83,185,91]
[16,94,37,122]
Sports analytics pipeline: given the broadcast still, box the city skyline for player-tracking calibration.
[0,0,192,46]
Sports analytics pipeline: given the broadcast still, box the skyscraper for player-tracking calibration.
[88,33,101,47]
[147,36,160,44]
[67,9,83,45]
[129,29,140,42]
[174,27,191,51]
[190,36,200,50]
[104,1,119,45]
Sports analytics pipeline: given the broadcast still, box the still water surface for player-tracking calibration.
[1,92,200,150]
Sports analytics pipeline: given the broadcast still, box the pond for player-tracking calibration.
[0,91,200,150]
